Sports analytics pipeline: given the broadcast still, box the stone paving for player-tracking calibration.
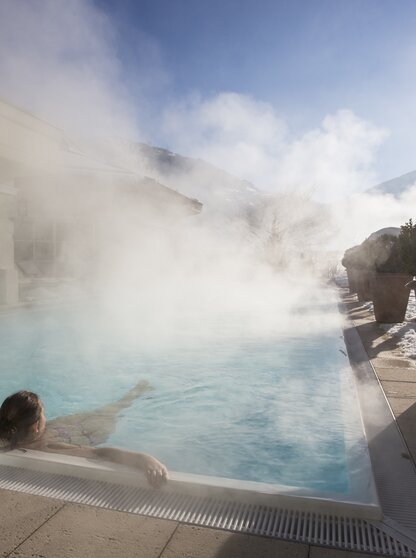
[0,493,380,558]
[342,291,416,463]
[0,288,415,557]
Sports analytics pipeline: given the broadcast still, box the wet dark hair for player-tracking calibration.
[0,391,43,449]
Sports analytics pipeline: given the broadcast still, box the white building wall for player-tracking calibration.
[0,188,18,304]
[0,100,66,304]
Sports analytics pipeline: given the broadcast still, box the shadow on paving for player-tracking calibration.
[341,288,416,541]
[211,534,307,558]
[396,400,416,463]
[341,294,402,364]
[354,322,401,359]
[343,323,400,367]
[160,524,309,558]
[364,404,416,539]
[341,291,407,361]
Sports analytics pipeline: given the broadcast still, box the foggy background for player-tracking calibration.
[0,0,415,335]
[1,0,413,486]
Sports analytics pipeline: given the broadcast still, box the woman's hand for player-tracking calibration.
[63,446,169,488]
[143,455,168,488]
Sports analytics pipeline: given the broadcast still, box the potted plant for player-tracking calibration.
[398,218,416,275]
[369,220,416,323]
[342,242,373,301]
[342,245,361,294]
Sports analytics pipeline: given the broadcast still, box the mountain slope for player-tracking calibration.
[368,169,416,196]
[131,142,261,214]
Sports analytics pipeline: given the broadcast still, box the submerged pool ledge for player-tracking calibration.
[0,447,382,520]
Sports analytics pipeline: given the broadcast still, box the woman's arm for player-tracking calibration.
[95,447,168,488]
[24,440,168,488]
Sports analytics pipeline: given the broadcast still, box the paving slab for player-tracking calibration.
[380,380,416,398]
[375,368,416,382]
[374,358,415,369]
[353,322,403,361]
[342,288,416,469]
[309,547,387,558]
[8,503,177,558]
[387,397,415,416]
[367,347,403,360]
[0,488,63,557]
[396,401,416,461]
[160,525,308,558]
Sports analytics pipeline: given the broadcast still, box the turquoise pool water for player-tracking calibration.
[0,291,366,494]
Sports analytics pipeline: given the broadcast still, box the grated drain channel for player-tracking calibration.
[0,464,415,557]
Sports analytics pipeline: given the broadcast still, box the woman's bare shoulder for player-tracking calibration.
[22,435,98,459]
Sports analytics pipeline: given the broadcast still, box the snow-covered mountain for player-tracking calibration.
[130,142,261,215]
[368,169,416,197]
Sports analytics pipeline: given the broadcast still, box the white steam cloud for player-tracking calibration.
[1,0,414,488]
[0,0,413,292]
[161,93,387,203]
[0,0,138,139]
[333,185,416,248]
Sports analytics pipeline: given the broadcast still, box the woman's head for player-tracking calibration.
[0,391,44,448]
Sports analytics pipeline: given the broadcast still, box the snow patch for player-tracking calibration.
[340,269,416,360]
[380,291,416,360]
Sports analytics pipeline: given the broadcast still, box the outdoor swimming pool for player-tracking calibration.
[0,287,374,501]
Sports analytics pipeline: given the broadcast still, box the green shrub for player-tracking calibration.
[398,218,416,275]
[342,234,397,271]
[341,245,364,269]
[376,219,416,274]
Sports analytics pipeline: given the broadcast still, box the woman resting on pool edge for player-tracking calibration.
[0,388,168,488]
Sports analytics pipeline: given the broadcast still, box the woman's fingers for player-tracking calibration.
[146,464,168,488]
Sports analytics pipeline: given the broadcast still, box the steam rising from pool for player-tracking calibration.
[0,288,364,492]
[0,0,413,493]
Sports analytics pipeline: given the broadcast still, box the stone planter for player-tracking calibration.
[370,273,413,323]
[346,267,358,294]
[355,270,372,302]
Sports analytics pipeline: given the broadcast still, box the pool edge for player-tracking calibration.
[339,292,416,537]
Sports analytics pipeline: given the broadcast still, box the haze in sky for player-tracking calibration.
[1,0,415,204]
[94,0,416,186]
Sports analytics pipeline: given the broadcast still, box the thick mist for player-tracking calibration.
[0,0,414,480]
[1,0,414,336]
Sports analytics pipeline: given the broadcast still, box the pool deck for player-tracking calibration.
[1,288,415,557]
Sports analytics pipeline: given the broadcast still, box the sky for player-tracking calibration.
[1,0,416,202]
[94,0,416,185]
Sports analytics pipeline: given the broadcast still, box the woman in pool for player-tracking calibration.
[0,383,168,488]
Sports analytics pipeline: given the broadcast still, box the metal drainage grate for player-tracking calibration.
[0,465,415,557]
